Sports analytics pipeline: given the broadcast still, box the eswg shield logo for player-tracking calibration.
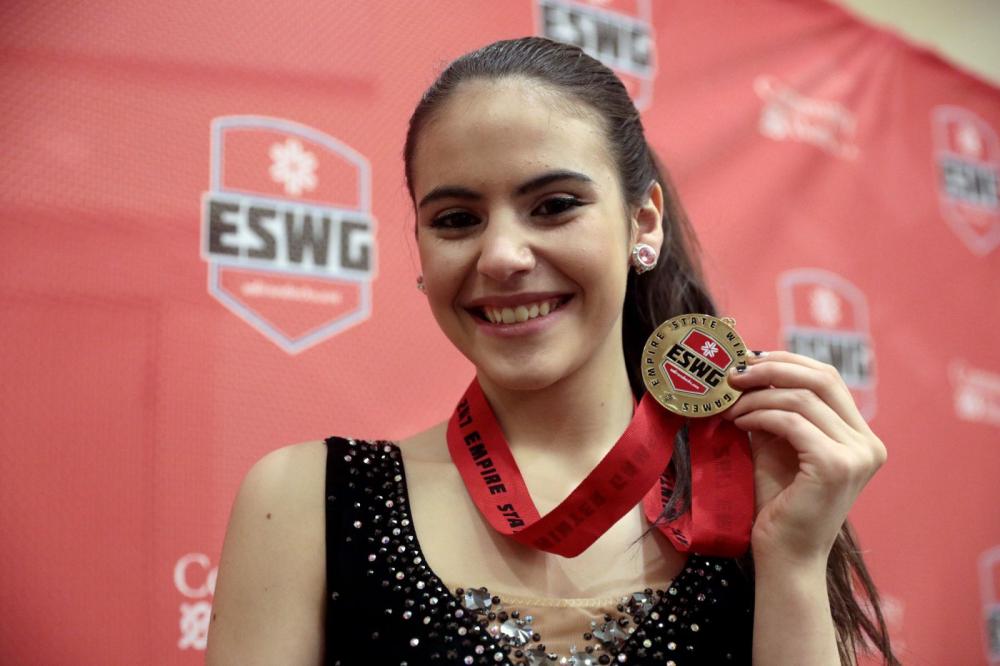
[932,106,1000,256]
[777,269,877,420]
[980,546,1000,664]
[200,116,376,353]
[535,0,656,110]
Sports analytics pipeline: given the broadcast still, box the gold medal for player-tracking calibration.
[641,314,749,417]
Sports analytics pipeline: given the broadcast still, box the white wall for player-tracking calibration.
[832,0,1000,86]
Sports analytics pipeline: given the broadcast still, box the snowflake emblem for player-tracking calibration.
[810,287,842,327]
[956,122,982,158]
[268,138,317,196]
[700,340,719,358]
[759,106,791,140]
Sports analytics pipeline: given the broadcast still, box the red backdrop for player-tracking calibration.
[2,1,998,663]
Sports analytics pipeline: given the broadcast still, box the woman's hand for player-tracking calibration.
[723,351,887,567]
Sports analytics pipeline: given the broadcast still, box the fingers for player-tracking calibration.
[730,407,833,458]
[737,407,886,485]
[727,351,870,433]
[723,385,855,444]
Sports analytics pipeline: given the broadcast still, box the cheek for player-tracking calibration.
[560,232,630,288]
[418,237,462,279]
[418,244,468,312]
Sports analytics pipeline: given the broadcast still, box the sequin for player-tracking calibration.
[566,647,598,665]
[463,587,494,611]
[592,620,629,648]
[524,646,554,666]
[626,592,654,615]
[499,617,534,646]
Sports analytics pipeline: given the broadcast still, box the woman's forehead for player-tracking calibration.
[411,78,616,194]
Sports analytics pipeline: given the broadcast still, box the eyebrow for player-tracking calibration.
[417,169,595,209]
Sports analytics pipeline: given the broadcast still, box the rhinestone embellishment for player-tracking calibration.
[325,436,750,664]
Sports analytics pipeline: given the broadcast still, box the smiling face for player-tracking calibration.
[411,77,658,392]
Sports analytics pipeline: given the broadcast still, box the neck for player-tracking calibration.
[475,333,636,464]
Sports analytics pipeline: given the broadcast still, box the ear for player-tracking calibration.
[629,180,664,253]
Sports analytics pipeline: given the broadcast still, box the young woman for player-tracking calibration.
[206,37,898,665]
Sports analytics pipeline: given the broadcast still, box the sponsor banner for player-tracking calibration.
[174,553,217,651]
[981,546,1000,664]
[201,116,377,353]
[535,0,656,110]
[950,360,1000,428]
[754,75,859,160]
[777,269,877,420]
[932,106,1000,255]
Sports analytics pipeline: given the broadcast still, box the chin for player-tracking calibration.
[472,360,566,393]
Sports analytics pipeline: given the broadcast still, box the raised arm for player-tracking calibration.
[724,351,888,665]
[206,441,329,666]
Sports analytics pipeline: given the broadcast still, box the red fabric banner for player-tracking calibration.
[2,1,998,663]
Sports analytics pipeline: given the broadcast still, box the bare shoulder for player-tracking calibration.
[206,440,329,666]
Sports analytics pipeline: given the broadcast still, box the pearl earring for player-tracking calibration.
[416,275,426,293]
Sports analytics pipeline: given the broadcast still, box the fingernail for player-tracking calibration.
[733,365,748,374]
[751,350,767,357]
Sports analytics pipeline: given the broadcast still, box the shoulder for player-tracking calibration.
[222,440,330,536]
[206,441,329,665]
[244,439,329,493]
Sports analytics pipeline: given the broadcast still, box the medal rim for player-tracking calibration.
[641,313,748,418]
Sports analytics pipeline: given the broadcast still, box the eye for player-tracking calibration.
[533,196,585,217]
[429,210,479,230]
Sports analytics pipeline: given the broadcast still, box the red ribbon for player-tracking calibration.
[446,377,754,558]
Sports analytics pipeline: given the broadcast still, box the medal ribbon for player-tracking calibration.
[447,377,754,558]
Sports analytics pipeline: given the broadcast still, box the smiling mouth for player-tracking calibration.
[470,295,573,325]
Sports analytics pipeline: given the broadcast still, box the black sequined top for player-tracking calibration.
[324,436,754,665]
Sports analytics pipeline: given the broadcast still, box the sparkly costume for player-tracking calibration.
[325,437,754,665]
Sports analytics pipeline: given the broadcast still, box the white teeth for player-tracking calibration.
[481,298,563,325]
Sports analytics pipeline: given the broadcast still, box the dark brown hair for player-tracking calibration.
[403,36,898,666]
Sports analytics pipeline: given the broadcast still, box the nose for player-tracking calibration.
[476,214,535,282]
